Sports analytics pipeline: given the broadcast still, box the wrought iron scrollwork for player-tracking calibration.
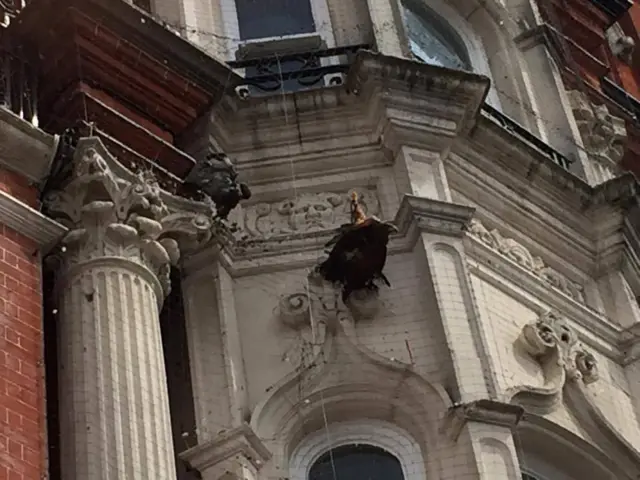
[228,44,369,93]
[0,0,23,18]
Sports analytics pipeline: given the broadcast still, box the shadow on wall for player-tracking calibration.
[159,268,200,480]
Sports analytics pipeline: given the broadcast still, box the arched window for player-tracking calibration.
[401,0,471,71]
[309,444,404,480]
[289,420,427,480]
[399,0,502,109]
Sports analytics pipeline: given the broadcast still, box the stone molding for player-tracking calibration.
[467,218,586,304]
[0,187,66,249]
[289,420,427,480]
[180,423,271,479]
[510,310,599,413]
[443,399,524,440]
[0,106,59,183]
[395,194,475,237]
[44,137,216,299]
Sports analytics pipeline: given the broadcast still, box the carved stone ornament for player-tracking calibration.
[568,90,627,168]
[512,310,599,412]
[275,271,381,367]
[44,139,216,298]
[607,22,635,64]
[243,188,380,239]
[467,219,586,303]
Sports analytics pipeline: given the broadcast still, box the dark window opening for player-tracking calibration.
[133,0,152,13]
[309,444,404,480]
[235,0,315,40]
[43,265,61,480]
[160,268,199,480]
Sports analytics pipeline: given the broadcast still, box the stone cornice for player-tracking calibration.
[0,188,67,250]
[210,51,489,176]
[179,423,271,475]
[0,107,59,184]
[346,51,489,136]
[395,195,475,237]
[451,124,640,278]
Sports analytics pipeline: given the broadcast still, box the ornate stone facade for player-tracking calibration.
[467,218,586,303]
[243,188,380,238]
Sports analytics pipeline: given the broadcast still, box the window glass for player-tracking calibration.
[402,1,471,71]
[235,0,316,40]
[309,444,404,480]
[132,0,152,12]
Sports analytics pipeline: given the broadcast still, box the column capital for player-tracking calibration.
[394,194,476,237]
[44,137,216,300]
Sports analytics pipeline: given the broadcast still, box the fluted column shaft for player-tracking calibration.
[46,138,215,480]
[56,261,174,480]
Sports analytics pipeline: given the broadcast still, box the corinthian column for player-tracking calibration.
[45,138,214,480]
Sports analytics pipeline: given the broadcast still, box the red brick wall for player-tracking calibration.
[0,167,46,480]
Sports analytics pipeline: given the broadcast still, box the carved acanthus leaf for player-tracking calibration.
[243,188,380,239]
[568,90,627,169]
[45,143,217,298]
[467,219,585,303]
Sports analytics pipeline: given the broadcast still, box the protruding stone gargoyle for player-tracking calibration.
[511,310,599,412]
[183,151,251,220]
[317,191,398,301]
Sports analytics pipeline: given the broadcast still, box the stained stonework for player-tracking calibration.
[467,219,585,303]
[243,188,380,238]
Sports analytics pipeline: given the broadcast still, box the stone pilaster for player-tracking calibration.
[395,195,497,402]
[45,138,215,480]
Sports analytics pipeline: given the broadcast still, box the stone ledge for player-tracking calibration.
[395,194,476,237]
[0,188,67,251]
[0,107,59,184]
[180,423,271,478]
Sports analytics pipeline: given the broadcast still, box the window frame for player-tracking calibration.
[288,420,427,480]
[400,0,502,109]
[220,0,336,60]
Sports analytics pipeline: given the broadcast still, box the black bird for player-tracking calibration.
[184,152,252,220]
[318,192,398,301]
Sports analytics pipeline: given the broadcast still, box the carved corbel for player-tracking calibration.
[512,310,599,411]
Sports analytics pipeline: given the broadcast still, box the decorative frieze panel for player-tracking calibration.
[243,188,380,238]
[568,90,627,169]
[467,219,585,303]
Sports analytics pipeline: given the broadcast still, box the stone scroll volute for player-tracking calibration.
[511,310,599,412]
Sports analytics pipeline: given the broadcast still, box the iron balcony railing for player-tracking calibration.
[0,0,38,126]
[481,103,574,171]
[0,0,25,25]
[227,44,369,93]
